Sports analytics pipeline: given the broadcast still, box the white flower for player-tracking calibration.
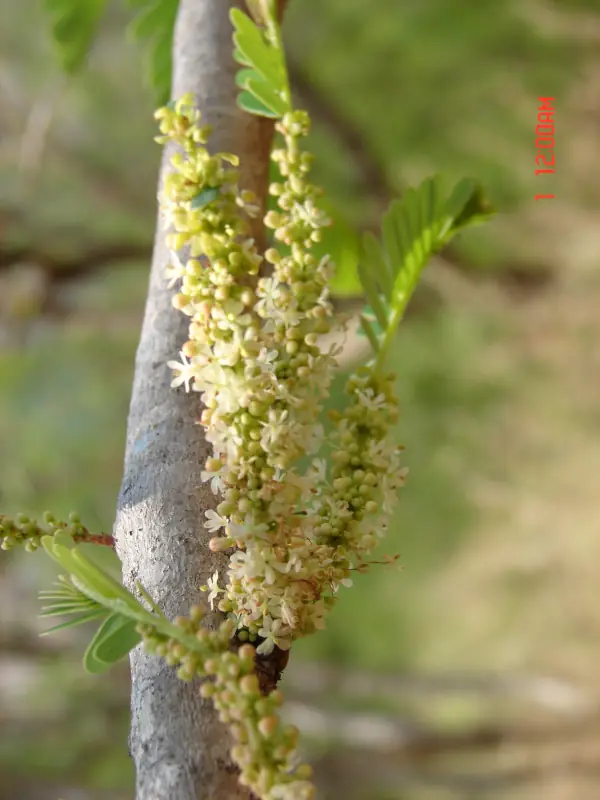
[356,388,387,412]
[381,465,408,512]
[255,277,280,317]
[280,598,298,628]
[200,468,225,494]
[235,191,260,217]
[193,363,246,414]
[260,409,289,450]
[309,458,327,484]
[165,250,186,288]
[306,424,324,455]
[213,337,242,368]
[167,353,196,392]
[203,509,227,532]
[293,198,330,229]
[206,570,223,610]
[257,347,278,373]
[256,616,291,655]
[226,518,269,542]
[274,299,301,328]
[367,438,389,469]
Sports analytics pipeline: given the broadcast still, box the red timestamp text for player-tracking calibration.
[535,97,555,200]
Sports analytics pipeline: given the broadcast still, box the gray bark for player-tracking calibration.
[113,1,273,798]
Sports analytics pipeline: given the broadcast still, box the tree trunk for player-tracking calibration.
[113,2,274,798]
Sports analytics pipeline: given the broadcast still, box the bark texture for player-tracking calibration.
[113,2,274,798]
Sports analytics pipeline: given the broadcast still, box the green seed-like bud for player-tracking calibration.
[248,401,263,417]
[204,658,219,674]
[189,605,204,623]
[297,764,314,780]
[265,247,281,264]
[238,643,255,661]
[258,715,280,737]
[177,665,193,681]
[238,497,251,513]
[240,674,259,696]
[200,681,215,698]
[264,211,280,229]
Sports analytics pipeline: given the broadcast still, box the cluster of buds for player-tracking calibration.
[0,512,113,552]
[138,610,314,799]
[156,94,407,799]
[158,96,406,661]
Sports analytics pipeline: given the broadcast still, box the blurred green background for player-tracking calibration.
[2,1,600,798]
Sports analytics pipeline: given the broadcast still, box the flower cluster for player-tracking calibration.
[158,95,407,661]
[157,94,407,799]
[138,613,314,799]
[0,512,113,552]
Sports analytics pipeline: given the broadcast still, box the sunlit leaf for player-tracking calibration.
[358,176,493,365]
[237,92,280,118]
[83,613,141,673]
[230,8,283,87]
[41,536,154,623]
[41,609,108,636]
[43,0,106,73]
[229,7,289,119]
[127,0,179,105]
[246,77,287,116]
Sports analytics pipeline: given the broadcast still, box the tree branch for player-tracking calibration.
[112,2,276,799]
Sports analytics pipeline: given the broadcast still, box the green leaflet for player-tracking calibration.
[77,540,123,580]
[42,609,109,636]
[191,187,221,209]
[127,0,179,105]
[43,0,106,73]
[83,613,142,673]
[37,536,211,671]
[41,536,155,623]
[230,8,290,119]
[38,538,157,669]
[230,8,283,85]
[39,574,109,635]
[238,92,280,119]
[357,176,494,367]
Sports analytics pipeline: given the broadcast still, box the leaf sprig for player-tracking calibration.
[42,0,106,73]
[230,6,290,118]
[358,176,494,369]
[127,0,179,105]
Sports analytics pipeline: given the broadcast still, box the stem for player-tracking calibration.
[375,301,404,373]
[263,0,291,108]
[113,1,277,798]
